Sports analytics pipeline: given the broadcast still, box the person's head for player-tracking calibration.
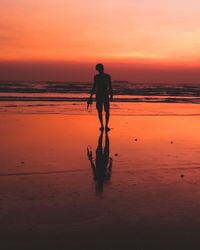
[96,63,104,73]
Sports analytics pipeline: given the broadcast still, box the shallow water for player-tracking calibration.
[1,101,200,116]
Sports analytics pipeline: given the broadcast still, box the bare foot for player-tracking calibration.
[105,126,110,132]
[99,126,104,131]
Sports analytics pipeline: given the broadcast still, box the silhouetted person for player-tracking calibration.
[87,131,112,195]
[88,64,113,131]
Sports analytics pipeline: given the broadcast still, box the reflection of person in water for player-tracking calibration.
[87,131,112,195]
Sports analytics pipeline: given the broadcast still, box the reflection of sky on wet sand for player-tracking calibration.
[1,113,200,177]
[1,113,200,248]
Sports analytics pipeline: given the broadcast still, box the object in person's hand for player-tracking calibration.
[87,99,93,112]
[87,146,93,160]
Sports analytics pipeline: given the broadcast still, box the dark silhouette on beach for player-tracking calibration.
[88,64,113,131]
[87,131,112,195]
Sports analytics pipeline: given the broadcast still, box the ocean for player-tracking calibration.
[0,81,200,115]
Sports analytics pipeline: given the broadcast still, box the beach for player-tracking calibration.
[2,0,200,248]
[1,110,200,249]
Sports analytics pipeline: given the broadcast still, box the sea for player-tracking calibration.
[0,81,200,115]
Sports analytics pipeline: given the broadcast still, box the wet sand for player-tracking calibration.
[1,114,200,249]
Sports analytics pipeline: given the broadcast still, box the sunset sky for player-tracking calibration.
[1,0,200,82]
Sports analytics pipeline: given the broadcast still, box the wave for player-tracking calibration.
[0,81,200,104]
[0,95,200,104]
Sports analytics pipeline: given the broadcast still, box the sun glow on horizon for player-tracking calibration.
[1,0,200,63]
[1,0,200,81]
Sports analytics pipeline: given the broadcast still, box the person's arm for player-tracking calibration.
[106,157,112,180]
[108,75,113,100]
[108,157,112,171]
[87,148,96,171]
[89,76,96,100]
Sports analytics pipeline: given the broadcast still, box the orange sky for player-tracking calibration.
[1,0,200,81]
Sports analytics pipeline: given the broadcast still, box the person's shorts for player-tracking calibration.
[96,97,110,112]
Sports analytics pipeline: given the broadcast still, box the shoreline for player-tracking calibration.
[0,96,200,104]
[1,101,200,116]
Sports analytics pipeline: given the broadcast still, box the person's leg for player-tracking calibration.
[105,111,110,130]
[105,99,110,131]
[98,111,104,130]
[97,100,104,130]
